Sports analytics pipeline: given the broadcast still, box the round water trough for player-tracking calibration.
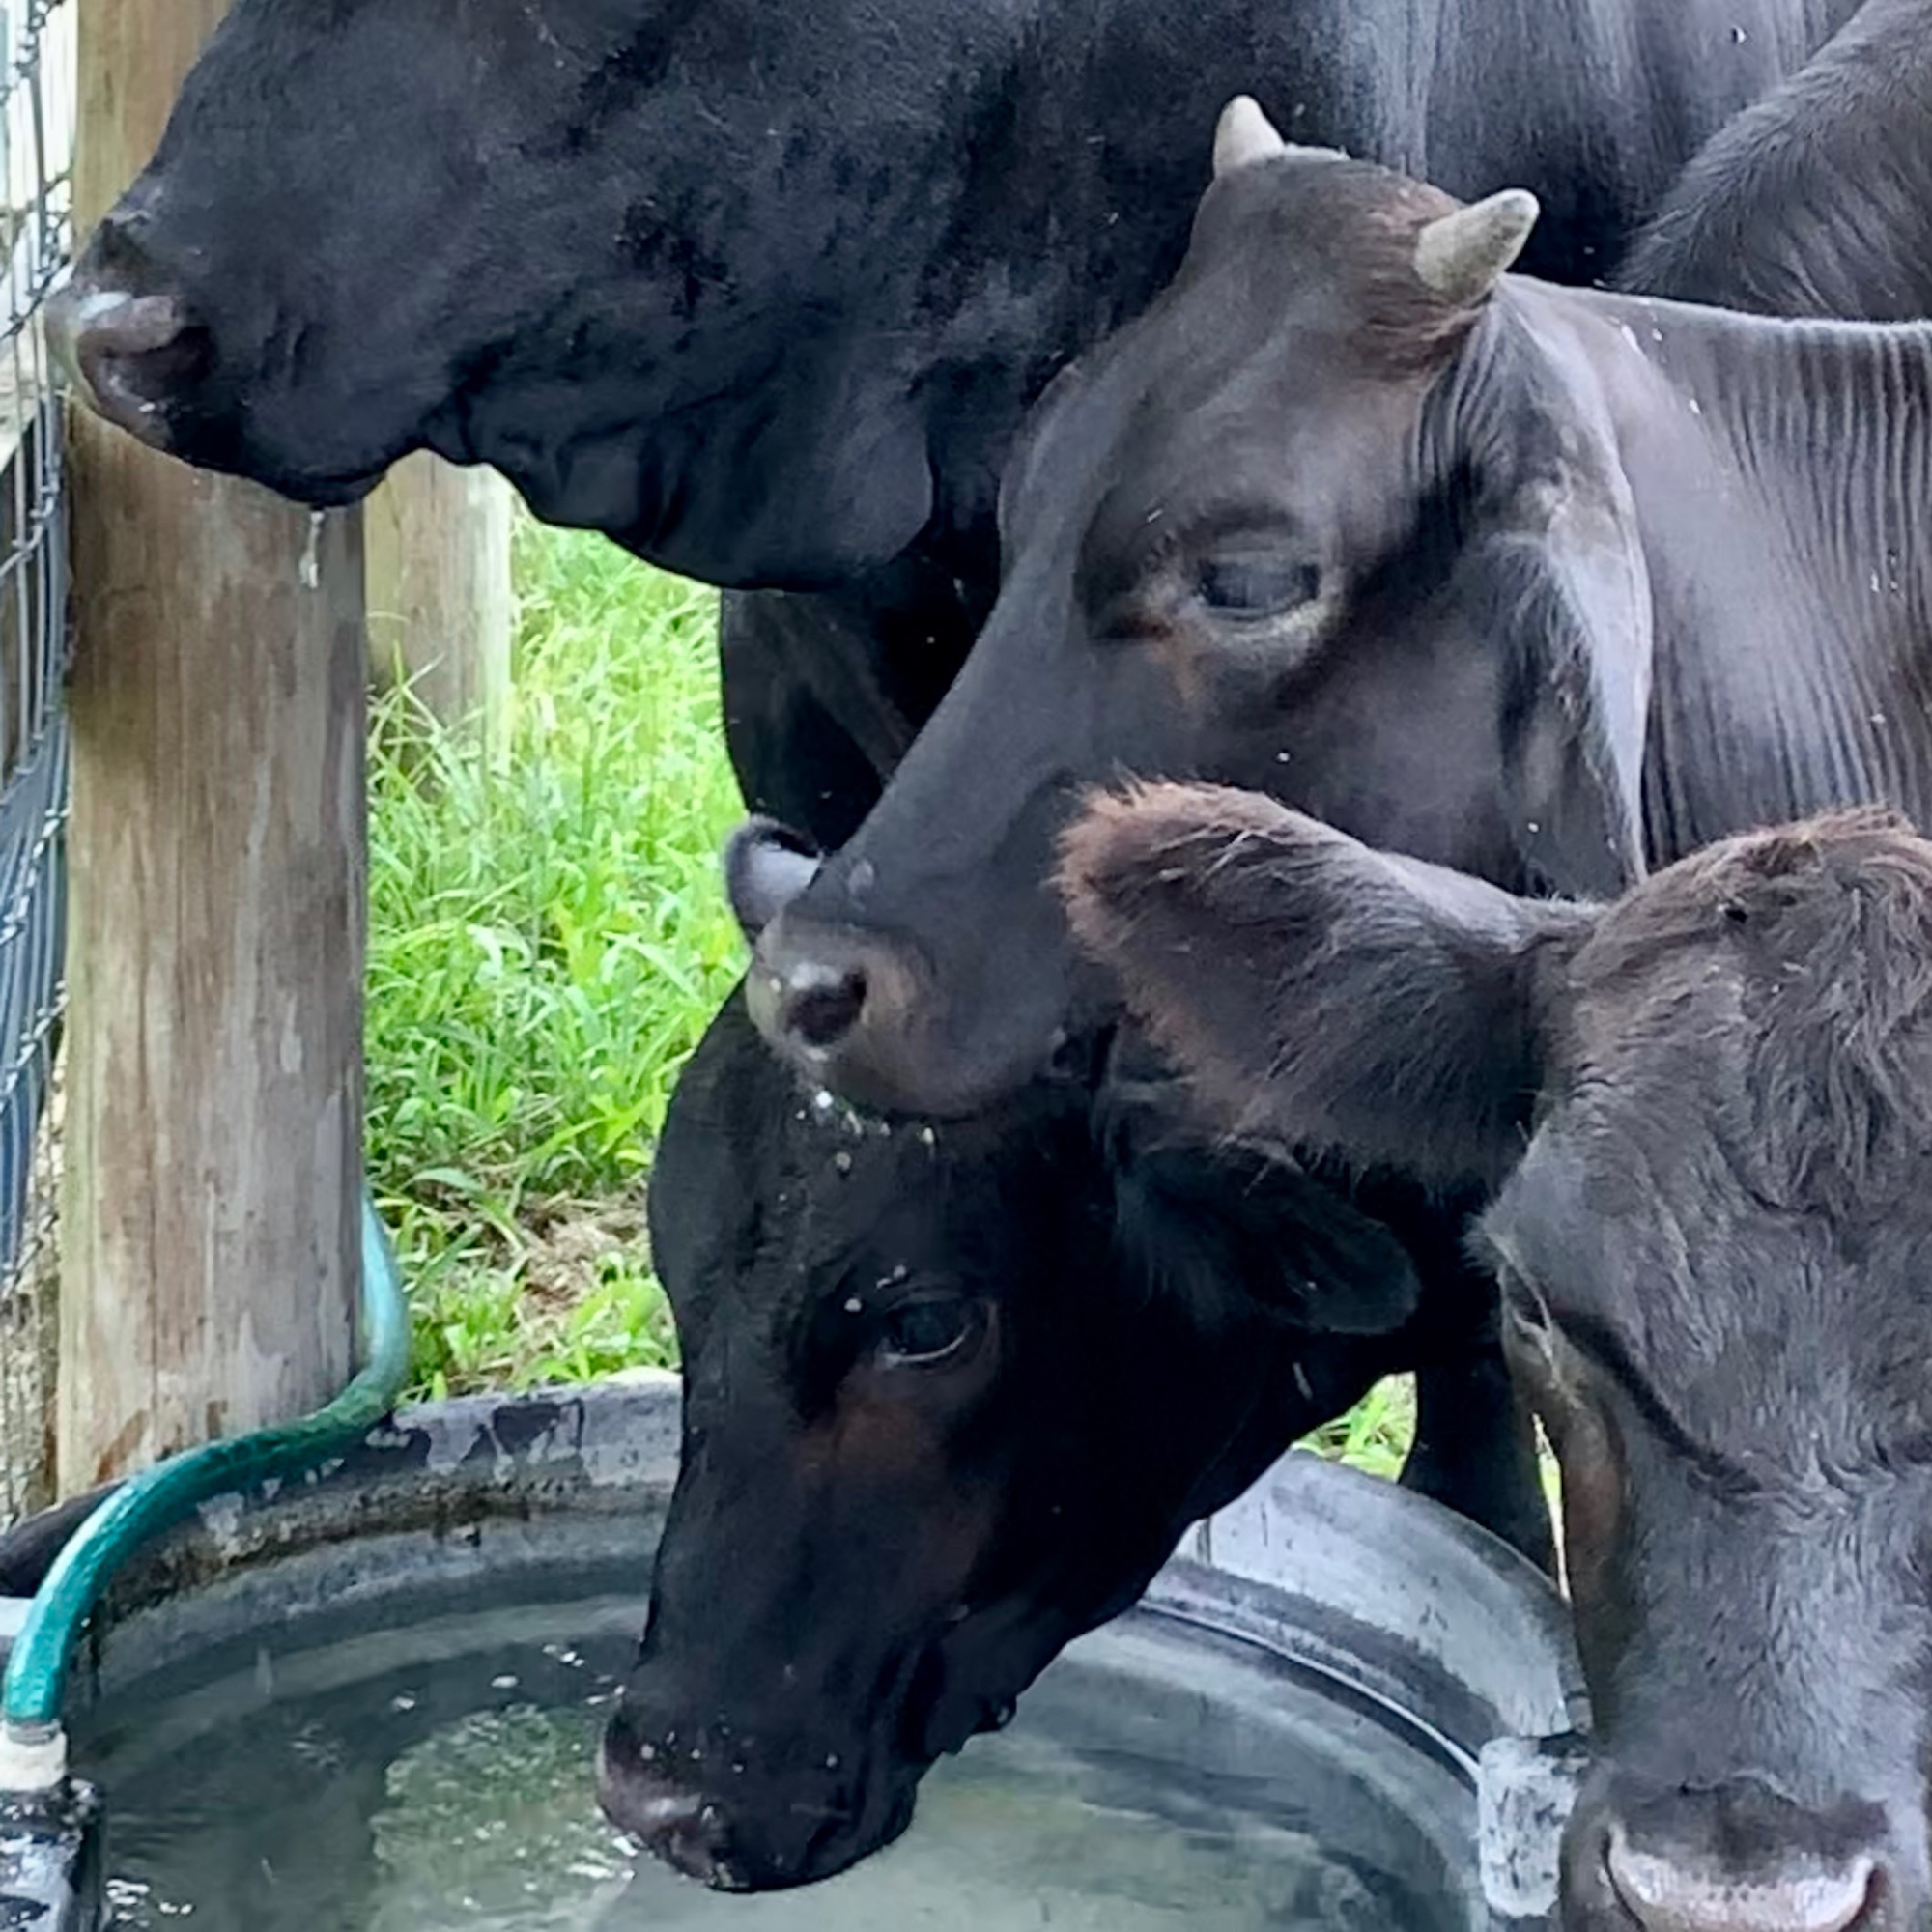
[0,1378,1580,1930]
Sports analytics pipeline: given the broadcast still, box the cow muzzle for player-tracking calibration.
[1563,1776,1912,1932]
[746,910,932,1094]
[47,218,206,449]
[597,1705,916,1891]
[730,816,948,1110]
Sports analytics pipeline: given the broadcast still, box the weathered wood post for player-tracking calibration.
[365,454,515,756]
[58,0,366,1490]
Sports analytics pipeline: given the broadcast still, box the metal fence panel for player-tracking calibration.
[0,0,72,1525]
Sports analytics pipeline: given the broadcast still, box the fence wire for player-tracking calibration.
[0,0,71,1526]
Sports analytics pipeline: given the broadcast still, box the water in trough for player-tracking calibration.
[89,1589,1470,1931]
[4,1385,1573,1931]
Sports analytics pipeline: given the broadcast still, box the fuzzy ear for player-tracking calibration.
[645,981,774,1306]
[1098,1037,1419,1336]
[724,816,822,942]
[1060,784,1596,1191]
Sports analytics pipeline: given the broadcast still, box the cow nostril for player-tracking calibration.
[1605,1826,1877,1932]
[50,283,202,440]
[599,1729,733,1887]
[785,966,867,1052]
[76,291,189,359]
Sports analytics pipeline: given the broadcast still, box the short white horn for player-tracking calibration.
[1213,96,1287,176]
[1413,188,1541,305]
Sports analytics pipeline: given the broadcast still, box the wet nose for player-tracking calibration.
[746,914,930,1097]
[761,951,869,1051]
[1604,1830,1873,1932]
[1586,1784,1886,1932]
[46,221,199,444]
[597,1719,738,1888]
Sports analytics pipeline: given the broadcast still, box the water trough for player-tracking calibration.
[0,1378,1584,1929]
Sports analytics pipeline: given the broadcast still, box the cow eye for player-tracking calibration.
[1195,554,1321,620]
[875,1294,983,1369]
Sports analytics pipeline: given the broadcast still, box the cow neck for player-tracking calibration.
[1582,290,1932,859]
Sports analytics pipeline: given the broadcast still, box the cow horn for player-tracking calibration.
[1412,189,1541,305]
[1213,96,1287,175]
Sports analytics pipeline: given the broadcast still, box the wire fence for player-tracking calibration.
[0,0,72,1527]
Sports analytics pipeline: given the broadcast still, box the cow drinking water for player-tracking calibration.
[601,986,1459,1887]
[1060,788,1932,1932]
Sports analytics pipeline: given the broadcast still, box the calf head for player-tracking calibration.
[601,985,1417,1889]
[742,98,1650,1114]
[1062,784,1932,1932]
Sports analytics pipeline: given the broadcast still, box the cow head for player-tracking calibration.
[1061,782,1932,1932]
[600,984,1417,1889]
[47,0,942,584]
[741,99,1651,1114]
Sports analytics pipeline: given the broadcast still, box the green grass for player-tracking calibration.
[1302,1376,1414,1482]
[367,521,742,1401]
[367,516,1415,1474]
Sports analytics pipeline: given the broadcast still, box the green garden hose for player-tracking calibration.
[0,1188,410,1788]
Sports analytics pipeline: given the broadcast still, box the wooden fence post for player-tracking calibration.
[365,453,514,756]
[58,0,366,1490]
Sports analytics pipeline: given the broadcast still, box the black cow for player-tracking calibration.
[1060,786,1932,1932]
[602,985,1478,1889]
[1616,0,1932,319]
[49,0,1856,847]
[738,107,1932,1113]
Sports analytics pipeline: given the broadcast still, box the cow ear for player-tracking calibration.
[1098,1042,1420,1335]
[724,816,822,942]
[1459,339,1654,897]
[645,982,774,1302]
[1060,783,1597,1191]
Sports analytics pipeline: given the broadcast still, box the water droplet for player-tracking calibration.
[844,1296,864,1314]
[825,1753,841,1771]
[834,1151,853,1174]
[299,511,324,590]
[491,1675,519,1691]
